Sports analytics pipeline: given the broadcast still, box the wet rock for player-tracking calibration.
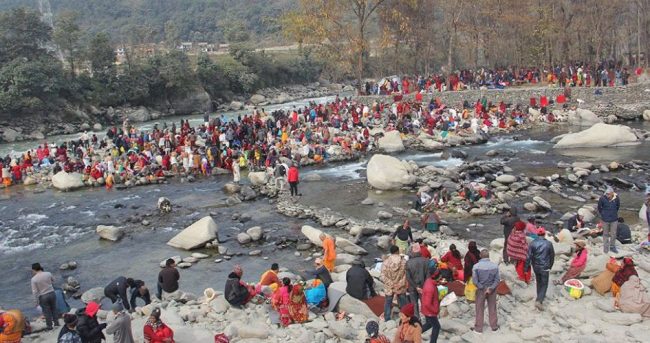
[378,130,405,152]
[238,213,252,223]
[237,232,252,244]
[96,225,124,241]
[246,226,263,241]
[533,196,552,211]
[496,174,517,184]
[554,123,640,148]
[223,183,241,194]
[248,172,268,186]
[81,287,105,304]
[296,243,312,251]
[167,216,219,250]
[524,202,538,212]
[52,171,85,191]
[367,154,416,190]
[239,186,257,201]
[158,197,172,214]
[572,162,593,170]
[361,198,375,205]
[377,211,393,220]
[177,262,192,268]
[191,253,209,259]
[248,249,262,256]
[469,208,487,216]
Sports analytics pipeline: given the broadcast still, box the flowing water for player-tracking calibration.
[1,107,649,314]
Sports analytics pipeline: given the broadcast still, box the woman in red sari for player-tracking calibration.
[287,283,309,324]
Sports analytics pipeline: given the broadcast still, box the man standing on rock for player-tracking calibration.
[157,259,180,300]
[525,228,555,311]
[598,187,620,253]
[320,233,336,272]
[381,245,408,321]
[30,263,58,330]
[500,208,520,264]
[472,249,500,333]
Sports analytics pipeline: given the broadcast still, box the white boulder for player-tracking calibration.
[250,94,266,105]
[96,225,124,241]
[167,216,218,250]
[643,110,650,121]
[568,109,602,126]
[52,171,85,191]
[367,154,416,190]
[378,130,405,152]
[640,204,648,223]
[554,123,639,148]
[301,225,324,247]
[248,172,268,186]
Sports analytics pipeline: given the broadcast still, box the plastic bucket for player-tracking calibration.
[564,279,584,299]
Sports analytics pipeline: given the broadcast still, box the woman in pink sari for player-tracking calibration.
[272,278,293,326]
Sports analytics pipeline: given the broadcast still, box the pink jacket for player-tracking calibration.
[571,249,588,268]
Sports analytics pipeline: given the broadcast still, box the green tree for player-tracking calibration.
[53,11,81,77]
[86,32,115,76]
[196,54,230,100]
[0,7,52,63]
[0,56,65,113]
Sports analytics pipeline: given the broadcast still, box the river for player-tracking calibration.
[1,101,649,316]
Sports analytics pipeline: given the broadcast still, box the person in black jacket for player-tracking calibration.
[129,280,151,310]
[224,265,253,308]
[76,302,106,343]
[500,208,520,264]
[525,228,555,311]
[158,259,180,299]
[345,260,376,300]
[104,277,136,312]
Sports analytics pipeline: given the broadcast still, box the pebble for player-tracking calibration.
[214,259,223,263]
[249,250,262,256]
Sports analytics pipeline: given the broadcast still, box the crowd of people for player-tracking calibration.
[365,63,643,95]
[1,87,556,193]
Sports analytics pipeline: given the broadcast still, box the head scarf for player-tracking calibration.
[400,303,415,318]
[85,302,100,317]
[514,221,526,231]
[233,265,243,277]
[613,258,638,287]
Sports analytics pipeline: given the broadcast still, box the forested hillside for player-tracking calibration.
[0,0,293,44]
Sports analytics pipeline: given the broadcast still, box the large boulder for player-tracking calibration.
[52,171,85,191]
[378,130,405,152]
[568,109,602,126]
[96,225,124,241]
[336,237,367,255]
[640,204,648,223]
[1,128,20,142]
[167,216,218,250]
[301,225,324,247]
[643,110,650,121]
[124,107,151,122]
[553,123,639,148]
[169,88,211,115]
[367,154,416,190]
[250,94,266,105]
[248,172,268,186]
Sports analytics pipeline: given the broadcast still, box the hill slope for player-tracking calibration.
[0,0,294,44]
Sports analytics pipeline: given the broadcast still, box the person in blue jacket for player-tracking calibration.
[598,187,620,254]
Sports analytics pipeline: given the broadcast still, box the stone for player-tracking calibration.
[248,249,262,256]
[96,225,124,241]
[469,208,487,216]
[191,253,209,259]
[223,183,241,194]
[167,216,218,250]
[377,211,393,220]
[554,123,640,148]
[367,154,416,190]
[336,237,367,255]
[520,327,548,340]
[248,172,268,186]
[93,123,103,131]
[81,287,105,304]
[556,229,574,245]
[361,198,375,205]
[568,108,602,126]
[237,233,252,244]
[643,109,650,121]
[301,226,324,246]
[52,171,85,191]
[23,176,37,186]
[496,174,517,184]
[336,294,377,319]
[177,262,192,268]
[490,238,504,251]
[182,256,198,263]
[378,130,405,152]
[239,186,256,201]
[524,202,538,212]
[249,94,266,105]
[533,196,552,210]
[1,128,20,142]
[246,226,263,241]
[124,107,151,122]
[572,162,593,170]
